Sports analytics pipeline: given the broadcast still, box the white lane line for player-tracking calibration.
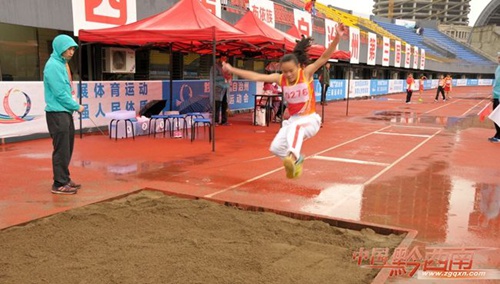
[374,131,432,138]
[423,99,460,114]
[205,168,283,198]
[310,155,390,167]
[204,125,393,198]
[312,125,393,156]
[363,129,442,186]
[477,102,492,116]
[246,156,275,162]
[462,97,491,117]
[307,128,443,215]
[390,124,442,130]
[304,129,441,214]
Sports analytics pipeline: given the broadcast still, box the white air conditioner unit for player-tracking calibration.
[102,47,135,73]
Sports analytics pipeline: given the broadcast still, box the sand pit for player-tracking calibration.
[0,191,404,283]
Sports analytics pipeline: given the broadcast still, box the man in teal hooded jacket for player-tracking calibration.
[44,34,84,194]
[489,52,500,143]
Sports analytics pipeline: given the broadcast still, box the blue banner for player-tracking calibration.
[160,78,493,112]
[314,79,347,101]
[162,80,256,113]
[423,80,433,89]
[370,80,389,96]
[467,79,478,86]
[328,80,347,100]
[227,80,257,110]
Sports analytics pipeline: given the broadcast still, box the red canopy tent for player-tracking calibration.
[233,12,296,58]
[234,12,350,62]
[78,0,246,50]
[78,0,260,151]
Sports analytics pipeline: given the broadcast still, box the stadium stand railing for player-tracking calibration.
[424,27,494,64]
[373,20,456,62]
[312,1,448,63]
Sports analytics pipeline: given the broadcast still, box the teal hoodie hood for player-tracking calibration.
[43,34,80,113]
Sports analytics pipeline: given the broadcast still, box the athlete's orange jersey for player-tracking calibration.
[280,69,315,116]
[445,77,452,87]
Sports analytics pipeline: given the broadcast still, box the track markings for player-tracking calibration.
[205,124,437,198]
[424,99,460,114]
[461,96,491,117]
[374,131,432,138]
[309,155,390,167]
[363,129,442,186]
[205,125,393,198]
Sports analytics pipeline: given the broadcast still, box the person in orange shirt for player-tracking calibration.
[418,75,427,95]
[406,74,415,104]
[444,74,453,99]
[223,23,346,179]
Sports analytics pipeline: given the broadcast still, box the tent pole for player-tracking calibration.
[169,43,174,111]
[211,28,216,152]
[346,64,351,116]
[280,42,286,128]
[78,40,83,138]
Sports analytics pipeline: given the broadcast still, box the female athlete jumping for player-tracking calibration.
[222,24,346,179]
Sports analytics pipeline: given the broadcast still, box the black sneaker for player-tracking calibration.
[68,180,81,189]
[51,185,78,195]
[488,137,500,143]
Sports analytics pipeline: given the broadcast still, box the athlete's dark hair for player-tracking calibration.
[280,36,313,67]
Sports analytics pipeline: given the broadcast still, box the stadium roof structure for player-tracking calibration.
[475,0,500,26]
[372,0,471,25]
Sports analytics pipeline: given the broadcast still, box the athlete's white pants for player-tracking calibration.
[269,113,321,159]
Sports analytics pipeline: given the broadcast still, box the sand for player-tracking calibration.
[0,191,404,284]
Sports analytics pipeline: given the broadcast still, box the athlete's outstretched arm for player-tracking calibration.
[222,62,281,84]
[304,23,346,78]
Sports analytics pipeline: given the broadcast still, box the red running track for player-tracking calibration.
[0,86,498,282]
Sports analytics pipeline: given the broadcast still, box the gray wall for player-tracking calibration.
[0,0,74,30]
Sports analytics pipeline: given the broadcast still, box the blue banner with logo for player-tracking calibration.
[467,79,478,86]
[370,80,389,96]
[162,80,256,113]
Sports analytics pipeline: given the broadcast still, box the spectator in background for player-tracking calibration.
[263,81,285,122]
[415,26,424,36]
[305,0,317,16]
[418,74,427,96]
[211,54,231,126]
[406,74,415,104]
[488,52,500,143]
[444,74,453,99]
[319,62,331,106]
[435,74,446,102]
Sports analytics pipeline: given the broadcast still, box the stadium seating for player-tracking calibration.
[315,3,409,51]
[423,27,492,64]
[357,17,404,42]
[373,20,492,64]
[374,20,438,55]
